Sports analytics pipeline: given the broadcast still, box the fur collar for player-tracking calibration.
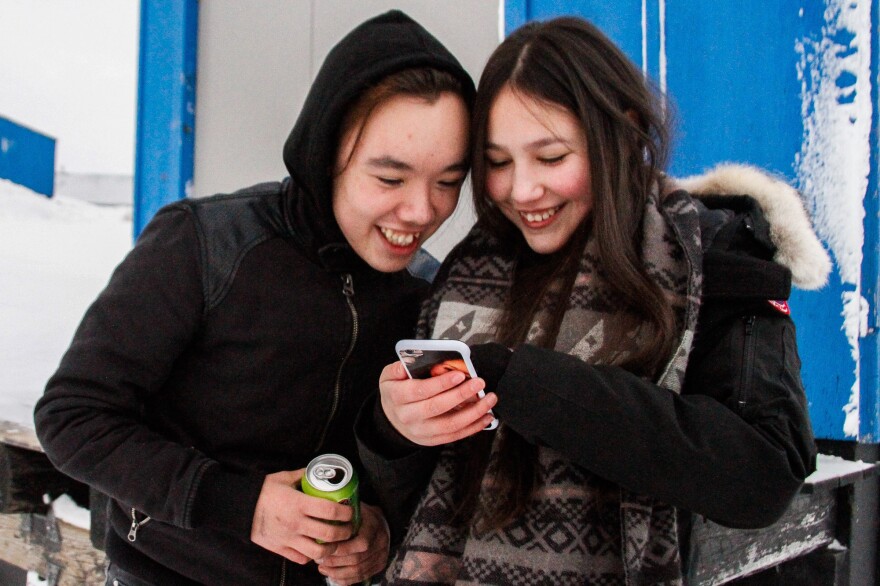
[675,163,831,290]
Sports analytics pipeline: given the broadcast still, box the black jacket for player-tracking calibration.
[356,185,820,547]
[34,10,474,586]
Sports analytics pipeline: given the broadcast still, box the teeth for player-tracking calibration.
[380,227,419,246]
[521,206,560,223]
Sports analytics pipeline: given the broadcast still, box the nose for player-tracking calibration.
[398,183,435,226]
[510,165,544,204]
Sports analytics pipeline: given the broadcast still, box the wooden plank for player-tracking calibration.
[46,515,105,586]
[0,511,104,586]
[0,421,42,452]
[0,511,42,576]
[685,489,836,585]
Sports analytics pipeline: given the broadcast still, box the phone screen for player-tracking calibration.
[397,348,474,380]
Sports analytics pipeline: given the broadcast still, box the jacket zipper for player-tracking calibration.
[737,315,757,413]
[314,273,360,452]
[128,508,151,542]
[279,559,286,586]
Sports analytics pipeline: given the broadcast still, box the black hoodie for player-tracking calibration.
[34,10,474,586]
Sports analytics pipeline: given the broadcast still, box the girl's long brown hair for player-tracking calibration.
[455,17,676,531]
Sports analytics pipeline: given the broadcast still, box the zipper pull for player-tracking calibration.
[341,273,354,297]
[128,508,151,542]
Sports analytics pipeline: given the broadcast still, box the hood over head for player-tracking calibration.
[282,10,475,263]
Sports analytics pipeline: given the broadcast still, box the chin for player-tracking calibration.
[366,255,411,273]
[524,238,565,255]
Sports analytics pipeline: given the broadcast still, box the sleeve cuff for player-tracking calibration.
[469,342,512,393]
[190,462,266,539]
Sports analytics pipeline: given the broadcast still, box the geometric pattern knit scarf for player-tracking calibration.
[383,189,702,586]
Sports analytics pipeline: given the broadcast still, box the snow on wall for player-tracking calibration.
[794,0,872,437]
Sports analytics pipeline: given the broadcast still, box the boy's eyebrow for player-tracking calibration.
[367,156,469,174]
[367,156,412,171]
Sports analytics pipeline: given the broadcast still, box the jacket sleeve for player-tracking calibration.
[33,206,265,537]
[491,300,816,529]
[355,393,439,545]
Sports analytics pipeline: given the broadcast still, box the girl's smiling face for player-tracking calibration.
[332,93,469,273]
[484,86,592,254]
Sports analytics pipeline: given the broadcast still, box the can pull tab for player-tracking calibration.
[313,465,345,485]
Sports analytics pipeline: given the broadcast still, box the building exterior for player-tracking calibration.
[137,0,878,449]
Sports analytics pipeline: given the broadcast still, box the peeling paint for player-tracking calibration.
[794,0,872,438]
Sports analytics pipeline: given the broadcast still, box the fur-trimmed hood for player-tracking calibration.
[675,163,831,290]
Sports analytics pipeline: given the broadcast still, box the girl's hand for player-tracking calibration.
[378,361,497,446]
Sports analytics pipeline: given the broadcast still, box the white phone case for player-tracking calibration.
[396,339,499,430]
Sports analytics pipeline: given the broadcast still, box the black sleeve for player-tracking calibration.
[33,206,265,537]
[354,393,439,545]
[491,302,816,529]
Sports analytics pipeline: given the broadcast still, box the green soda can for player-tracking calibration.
[301,454,361,538]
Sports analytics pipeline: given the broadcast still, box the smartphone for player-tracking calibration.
[395,339,499,430]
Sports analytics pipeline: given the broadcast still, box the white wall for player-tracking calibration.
[192,0,501,259]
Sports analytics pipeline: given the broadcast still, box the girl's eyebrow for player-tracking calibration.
[486,137,568,150]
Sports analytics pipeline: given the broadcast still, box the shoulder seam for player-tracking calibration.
[205,234,277,313]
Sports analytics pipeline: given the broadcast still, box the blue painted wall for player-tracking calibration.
[133,0,198,237]
[860,0,880,443]
[0,116,56,197]
[506,1,877,442]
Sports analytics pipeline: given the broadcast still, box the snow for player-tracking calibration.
[805,453,877,486]
[50,493,91,530]
[0,179,132,428]
[794,0,872,437]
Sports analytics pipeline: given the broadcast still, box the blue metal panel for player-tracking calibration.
[505,0,643,64]
[507,1,875,441]
[859,0,880,441]
[0,116,55,197]
[133,0,198,238]
[505,0,529,36]
[664,3,807,177]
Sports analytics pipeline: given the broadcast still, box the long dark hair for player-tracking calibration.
[457,17,676,531]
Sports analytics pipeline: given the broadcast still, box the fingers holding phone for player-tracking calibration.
[378,341,499,446]
[379,362,496,446]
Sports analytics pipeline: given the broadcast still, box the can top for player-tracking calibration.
[305,454,353,493]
